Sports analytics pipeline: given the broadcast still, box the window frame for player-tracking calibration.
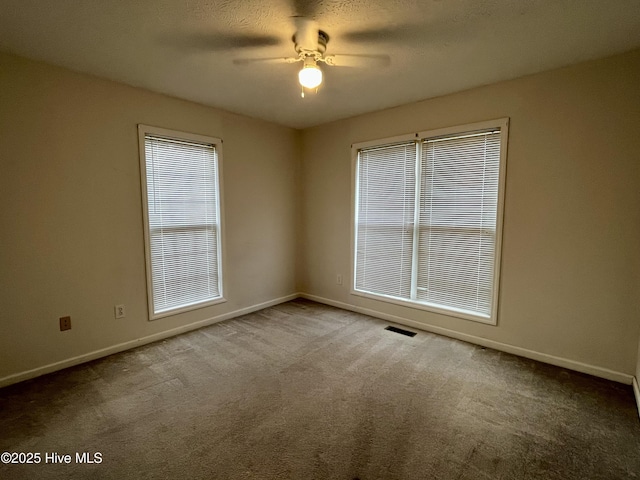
[138,124,226,320]
[350,118,509,325]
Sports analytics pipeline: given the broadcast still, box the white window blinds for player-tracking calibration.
[354,121,507,324]
[141,129,223,318]
[355,143,417,298]
[417,132,500,316]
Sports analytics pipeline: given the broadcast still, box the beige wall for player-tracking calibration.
[637,338,640,381]
[300,49,640,377]
[2,48,640,384]
[0,52,299,381]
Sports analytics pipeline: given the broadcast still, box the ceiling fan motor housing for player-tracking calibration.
[293,29,329,56]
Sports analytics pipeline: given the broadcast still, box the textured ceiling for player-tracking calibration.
[1,0,639,128]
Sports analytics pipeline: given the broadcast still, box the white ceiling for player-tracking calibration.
[1,0,639,129]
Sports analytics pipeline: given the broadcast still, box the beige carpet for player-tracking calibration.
[1,299,639,479]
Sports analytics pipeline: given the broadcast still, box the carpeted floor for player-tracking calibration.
[1,299,639,479]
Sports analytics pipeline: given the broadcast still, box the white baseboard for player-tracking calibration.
[2,292,634,390]
[300,293,634,385]
[633,377,640,420]
[0,293,298,389]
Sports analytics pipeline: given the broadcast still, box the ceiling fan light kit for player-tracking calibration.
[298,57,323,89]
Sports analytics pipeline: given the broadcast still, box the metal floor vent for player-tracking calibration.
[385,326,417,337]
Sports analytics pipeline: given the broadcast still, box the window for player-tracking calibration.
[353,119,508,324]
[138,125,225,319]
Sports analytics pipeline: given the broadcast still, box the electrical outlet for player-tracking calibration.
[114,305,125,319]
[337,274,343,285]
[59,316,71,331]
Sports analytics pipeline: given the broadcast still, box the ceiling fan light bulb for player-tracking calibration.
[298,64,323,89]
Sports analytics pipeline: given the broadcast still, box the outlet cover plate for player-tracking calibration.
[59,316,71,331]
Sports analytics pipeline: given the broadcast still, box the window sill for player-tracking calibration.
[150,296,227,321]
[351,289,496,325]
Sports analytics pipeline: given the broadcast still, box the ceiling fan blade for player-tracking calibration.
[323,54,391,68]
[233,56,300,66]
[162,32,282,51]
[342,22,465,46]
[341,26,417,44]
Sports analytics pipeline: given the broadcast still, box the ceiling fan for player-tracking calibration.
[233,17,391,97]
